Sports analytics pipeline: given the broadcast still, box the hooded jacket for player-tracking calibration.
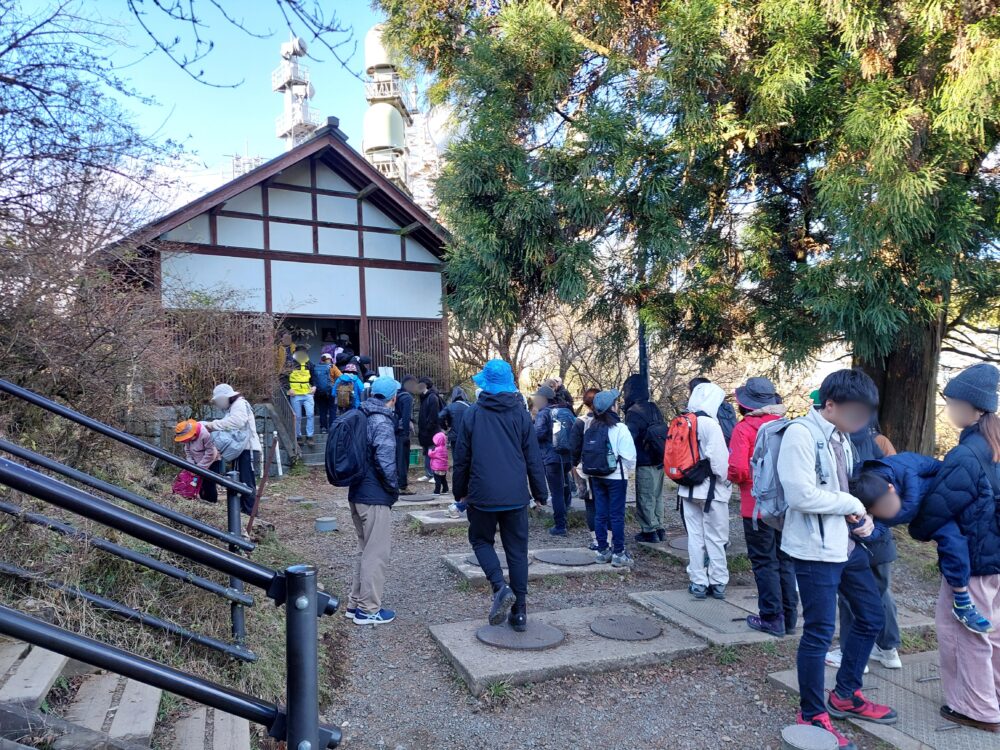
[452,391,547,509]
[394,388,413,439]
[623,374,665,467]
[856,452,941,565]
[348,398,399,506]
[910,423,1000,576]
[727,404,788,518]
[533,403,564,466]
[777,407,865,563]
[684,383,732,501]
[418,387,445,448]
[428,431,450,473]
[438,387,471,444]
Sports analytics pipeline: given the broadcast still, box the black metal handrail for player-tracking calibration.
[0,379,252,495]
[0,382,339,747]
[0,498,253,606]
[0,601,340,748]
[0,438,253,551]
[0,457,337,616]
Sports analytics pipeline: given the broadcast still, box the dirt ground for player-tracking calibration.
[259,465,940,750]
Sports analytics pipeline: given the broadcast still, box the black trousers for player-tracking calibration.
[396,437,411,489]
[743,517,798,627]
[212,451,256,514]
[467,505,529,609]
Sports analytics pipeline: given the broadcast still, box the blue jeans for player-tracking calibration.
[839,560,900,650]
[544,458,571,531]
[290,394,314,438]
[591,477,627,554]
[794,547,884,719]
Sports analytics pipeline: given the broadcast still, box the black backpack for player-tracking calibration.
[630,403,668,463]
[552,407,576,454]
[325,410,368,487]
[581,421,618,477]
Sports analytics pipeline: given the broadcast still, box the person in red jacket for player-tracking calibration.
[727,377,797,637]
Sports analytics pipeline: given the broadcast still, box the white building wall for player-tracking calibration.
[317,194,357,225]
[364,232,401,260]
[271,260,360,316]
[365,268,442,319]
[269,221,313,253]
[361,201,399,229]
[161,214,210,243]
[222,187,262,214]
[160,252,266,311]
[405,237,439,264]
[217,216,264,249]
[268,188,313,220]
[316,163,356,193]
[318,227,358,257]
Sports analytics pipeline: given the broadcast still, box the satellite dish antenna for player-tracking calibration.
[291,36,307,56]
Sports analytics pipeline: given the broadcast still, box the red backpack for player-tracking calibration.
[171,470,201,500]
[663,412,713,488]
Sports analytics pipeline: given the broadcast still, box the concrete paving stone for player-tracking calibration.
[108,679,162,744]
[769,651,997,750]
[393,494,454,511]
[406,509,467,533]
[441,548,616,586]
[212,707,251,750]
[64,673,121,733]
[172,706,207,749]
[429,604,707,696]
[630,586,934,647]
[464,552,532,570]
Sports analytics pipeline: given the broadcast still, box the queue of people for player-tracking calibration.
[172,346,1000,746]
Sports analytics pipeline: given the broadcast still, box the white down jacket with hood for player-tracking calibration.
[684,383,732,502]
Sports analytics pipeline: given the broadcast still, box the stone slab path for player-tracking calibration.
[441,548,619,586]
[407,509,468,533]
[631,586,934,646]
[770,651,996,750]
[429,604,706,696]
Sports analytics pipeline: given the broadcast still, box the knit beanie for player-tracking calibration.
[943,363,1000,413]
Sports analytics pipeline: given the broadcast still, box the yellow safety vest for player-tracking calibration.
[289,363,312,395]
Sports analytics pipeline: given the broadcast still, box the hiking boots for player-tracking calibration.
[655,529,666,542]
[548,526,568,537]
[509,607,527,632]
[594,549,613,564]
[746,614,785,637]
[826,689,898,724]
[797,712,857,750]
[489,585,516,626]
[633,531,658,543]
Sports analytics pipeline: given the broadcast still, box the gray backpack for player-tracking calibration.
[211,428,249,462]
[750,417,832,530]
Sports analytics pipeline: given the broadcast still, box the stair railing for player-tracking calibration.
[0,379,340,748]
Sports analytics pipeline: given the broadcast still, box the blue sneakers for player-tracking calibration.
[343,607,357,620]
[353,608,396,626]
[689,583,708,599]
[953,603,995,634]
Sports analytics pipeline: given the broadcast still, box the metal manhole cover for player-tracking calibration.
[465,553,532,569]
[667,535,689,551]
[532,548,595,566]
[589,615,663,641]
[476,621,565,651]
[779,724,838,750]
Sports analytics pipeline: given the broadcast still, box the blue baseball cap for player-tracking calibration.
[370,376,401,400]
[593,389,620,415]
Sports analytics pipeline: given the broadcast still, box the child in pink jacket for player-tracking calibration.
[428,430,450,495]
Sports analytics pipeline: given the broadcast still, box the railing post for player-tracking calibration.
[285,564,320,750]
[225,471,246,645]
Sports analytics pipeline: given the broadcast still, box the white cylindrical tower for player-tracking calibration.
[362,24,415,190]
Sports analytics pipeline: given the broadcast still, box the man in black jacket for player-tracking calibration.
[395,375,415,494]
[346,376,400,626]
[417,376,444,483]
[624,374,667,543]
[454,360,547,631]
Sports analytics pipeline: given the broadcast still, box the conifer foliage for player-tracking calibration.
[379,0,1000,450]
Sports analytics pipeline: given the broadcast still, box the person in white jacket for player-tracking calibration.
[200,383,261,515]
[683,382,733,599]
[579,389,637,568]
[777,369,897,748]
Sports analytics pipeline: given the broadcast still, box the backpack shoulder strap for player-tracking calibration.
[790,416,831,485]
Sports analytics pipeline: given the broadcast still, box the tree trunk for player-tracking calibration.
[857,314,945,454]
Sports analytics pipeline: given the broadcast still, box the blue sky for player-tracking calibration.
[83,1,385,195]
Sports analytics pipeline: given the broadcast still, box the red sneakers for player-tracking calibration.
[826,689,898,724]
[796,712,857,750]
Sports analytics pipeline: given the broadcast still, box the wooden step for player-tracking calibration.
[173,706,208,750]
[0,641,29,679]
[63,672,121,733]
[0,645,69,709]
[107,679,161,746]
[172,706,251,750]
[212,708,251,750]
